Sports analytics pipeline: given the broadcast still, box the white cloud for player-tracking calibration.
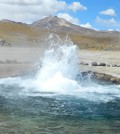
[0,0,67,23]
[57,13,80,25]
[57,13,96,30]
[80,22,92,29]
[68,2,87,12]
[100,8,116,16]
[96,16,120,31]
[108,29,120,32]
[108,29,114,31]
[0,0,87,23]
[96,16,119,26]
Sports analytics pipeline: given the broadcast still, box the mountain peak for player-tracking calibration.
[32,16,71,28]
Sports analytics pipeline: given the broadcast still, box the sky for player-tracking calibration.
[0,0,120,31]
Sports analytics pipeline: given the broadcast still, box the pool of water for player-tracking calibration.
[0,80,120,134]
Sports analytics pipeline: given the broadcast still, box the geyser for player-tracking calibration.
[0,34,119,102]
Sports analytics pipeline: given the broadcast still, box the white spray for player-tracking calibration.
[0,34,119,102]
[34,34,81,92]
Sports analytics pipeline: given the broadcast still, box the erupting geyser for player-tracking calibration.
[0,34,119,102]
[34,37,81,93]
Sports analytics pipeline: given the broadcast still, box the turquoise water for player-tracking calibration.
[0,81,120,134]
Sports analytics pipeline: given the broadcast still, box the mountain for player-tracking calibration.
[0,16,120,50]
[31,16,120,50]
[31,15,96,34]
[0,19,46,46]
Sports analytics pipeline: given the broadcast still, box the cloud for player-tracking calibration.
[0,0,40,5]
[57,13,96,30]
[96,16,120,31]
[57,13,80,25]
[0,0,67,23]
[96,16,119,26]
[80,22,92,29]
[0,0,87,23]
[100,8,116,16]
[68,2,87,12]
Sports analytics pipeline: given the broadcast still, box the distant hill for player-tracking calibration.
[0,16,120,50]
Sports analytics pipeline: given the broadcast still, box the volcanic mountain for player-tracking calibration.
[0,16,120,50]
[31,15,96,34]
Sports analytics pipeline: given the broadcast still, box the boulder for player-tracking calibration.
[99,63,106,66]
[112,64,117,67]
[110,77,120,84]
[92,62,97,66]
[84,63,89,65]
[80,62,84,65]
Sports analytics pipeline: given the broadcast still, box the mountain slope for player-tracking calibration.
[31,16,120,50]
[31,16,96,34]
[0,20,47,46]
[0,16,120,50]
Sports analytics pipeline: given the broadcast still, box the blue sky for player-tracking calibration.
[0,0,120,31]
[58,0,120,31]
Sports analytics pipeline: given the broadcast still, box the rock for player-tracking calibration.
[81,71,92,76]
[112,64,117,67]
[79,71,120,84]
[99,63,106,66]
[77,71,93,81]
[107,64,110,67]
[95,73,105,79]
[80,62,84,65]
[104,74,111,81]
[92,62,97,66]
[84,63,89,65]
[0,39,11,46]
[93,72,120,84]
[110,77,120,84]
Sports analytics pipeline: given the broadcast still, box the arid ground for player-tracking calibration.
[0,47,120,78]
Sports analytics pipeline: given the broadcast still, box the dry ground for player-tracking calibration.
[79,50,120,77]
[0,47,120,78]
[0,47,45,77]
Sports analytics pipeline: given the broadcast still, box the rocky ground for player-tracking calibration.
[79,50,120,84]
[79,50,120,76]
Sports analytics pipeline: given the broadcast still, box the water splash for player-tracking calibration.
[34,35,81,92]
[0,34,120,102]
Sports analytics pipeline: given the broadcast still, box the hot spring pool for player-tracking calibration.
[0,36,120,133]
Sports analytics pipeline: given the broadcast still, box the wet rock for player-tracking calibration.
[99,63,106,66]
[93,72,120,84]
[77,71,93,80]
[81,71,92,76]
[110,77,120,84]
[79,71,120,84]
[104,74,111,81]
[92,62,97,66]
[95,73,105,80]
